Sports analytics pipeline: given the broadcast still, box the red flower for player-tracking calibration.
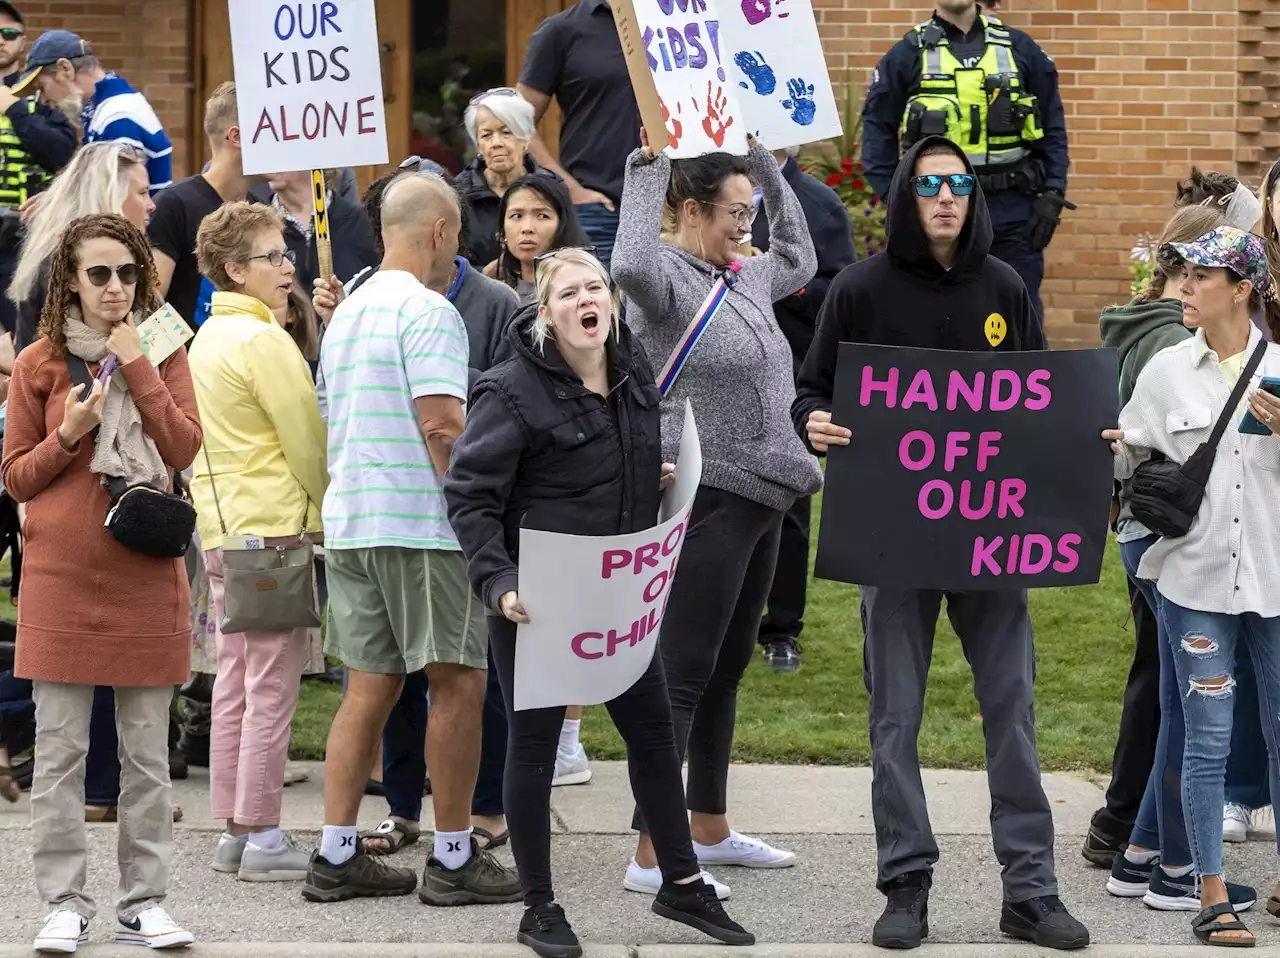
[851,179,865,191]
[840,157,854,174]
[825,173,843,187]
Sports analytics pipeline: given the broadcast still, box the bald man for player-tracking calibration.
[304,173,522,907]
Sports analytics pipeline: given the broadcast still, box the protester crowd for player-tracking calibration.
[0,0,1277,955]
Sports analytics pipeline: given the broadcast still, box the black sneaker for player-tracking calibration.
[1081,811,1126,867]
[762,637,801,672]
[168,747,188,781]
[419,837,523,906]
[1106,852,1156,898]
[301,846,418,902]
[1000,895,1090,950]
[873,871,930,949]
[652,879,755,946]
[517,903,583,958]
[1144,865,1256,913]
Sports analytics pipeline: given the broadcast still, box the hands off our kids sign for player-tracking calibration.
[228,0,389,175]
[613,0,841,157]
[816,345,1119,591]
[513,403,702,711]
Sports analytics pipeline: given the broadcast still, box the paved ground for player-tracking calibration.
[1,762,1279,955]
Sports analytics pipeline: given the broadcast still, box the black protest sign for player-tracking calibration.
[815,344,1118,591]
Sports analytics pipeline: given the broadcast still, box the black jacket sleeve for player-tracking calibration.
[1013,30,1069,193]
[793,270,857,452]
[1016,284,1046,350]
[861,40,918,202]
[443,381,527,614]
[8,98,76,175]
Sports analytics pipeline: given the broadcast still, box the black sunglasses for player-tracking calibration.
[82,263,141,287]
[0,27,23,42]
[911,173,976,198]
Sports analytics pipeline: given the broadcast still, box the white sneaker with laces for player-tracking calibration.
[114,906,194,949]
[1249,805,1275,839]
[622,859,731,900]
[1224,803,1249,843]
[552,744,592,787]
[693,830,796,868]
[33,911,87,953]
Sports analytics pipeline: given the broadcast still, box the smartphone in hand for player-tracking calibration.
[1239,376,1280,434]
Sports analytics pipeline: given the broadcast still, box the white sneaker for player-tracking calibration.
[552,745,592,787]
[1224,803,1249,843]
[34,911,87,953]
[623,859,731,900]
[115,906,194,949]
[693,830,796,868]
[1250,805,1275,838]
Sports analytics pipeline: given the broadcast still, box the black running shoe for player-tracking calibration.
[873,871,930,949]
[652,879,755,946]
[1000,895,1090,950]
[517,903,583,958]
[762,637,802,672]
[1081,811,1127,868]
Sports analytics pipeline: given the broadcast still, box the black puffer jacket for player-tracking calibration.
[444,305,663,613]
[457,155,563,270]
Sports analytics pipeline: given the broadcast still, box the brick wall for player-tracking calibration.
[17,1,194,177]
[816,0,1265,347]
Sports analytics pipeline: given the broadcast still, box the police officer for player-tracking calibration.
[0,2,75,335]
[862,0,1069,323]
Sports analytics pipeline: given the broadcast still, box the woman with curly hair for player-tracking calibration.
[1,213,202,952]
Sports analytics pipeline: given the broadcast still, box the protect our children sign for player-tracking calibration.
[612,0,840,157]
[228,0,389,175]
[513,402,702,711]
[815,344,1118,591]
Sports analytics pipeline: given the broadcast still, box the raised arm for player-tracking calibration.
[609,149,677,318]
[745,146,817,303]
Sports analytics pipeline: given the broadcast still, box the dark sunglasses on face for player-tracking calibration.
[911,173,976,198]
[0,27,23,41]
[82,264,141,287]
[246,248,296,268]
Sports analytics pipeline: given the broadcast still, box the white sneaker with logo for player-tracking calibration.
[552,744,592,787]
[1224,803,1249,843]
[623,859,731,900]
[114,906,194,949]
[34,911,88,953]
[693,830,796,868]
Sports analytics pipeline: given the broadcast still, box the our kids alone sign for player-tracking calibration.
[816,344,1119,591]
[228,0,389,175]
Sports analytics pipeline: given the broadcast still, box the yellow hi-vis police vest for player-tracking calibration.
[899,15,1044,170]
[0,98,45,207]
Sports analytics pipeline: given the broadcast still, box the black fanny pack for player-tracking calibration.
[1128,339,1267,539]
[65,354,196,559]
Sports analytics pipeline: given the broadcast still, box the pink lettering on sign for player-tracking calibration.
[969,533,1082,578]
[600,523,686,579]
[570,608,662,661]
[861,366,900,408]
[252,98,375,144]
[899,431,933,471]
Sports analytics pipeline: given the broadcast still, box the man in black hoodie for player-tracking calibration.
[793,136,1088,952]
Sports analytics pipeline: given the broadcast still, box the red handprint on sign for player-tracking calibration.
[661,96,684,149]
[696,81,734,148]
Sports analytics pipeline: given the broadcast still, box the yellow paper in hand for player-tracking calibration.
[136,303,193,366]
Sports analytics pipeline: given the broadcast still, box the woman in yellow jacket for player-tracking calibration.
[186,202,328,883]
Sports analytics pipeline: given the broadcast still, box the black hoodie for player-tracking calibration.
[443,305,663,613]
[792,136,1044,441]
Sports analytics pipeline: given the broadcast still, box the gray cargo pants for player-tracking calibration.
[860,586,1057,904]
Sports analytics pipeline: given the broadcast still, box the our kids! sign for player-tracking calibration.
[513,403,702,711]
[613,0,840,157]
[816,344,1118,591]
[229,0,389,175]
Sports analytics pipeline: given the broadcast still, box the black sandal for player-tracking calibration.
[360,819,420,856]
[472,826,509,851]
[1193,901,1256,948]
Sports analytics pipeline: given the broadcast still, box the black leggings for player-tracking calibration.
[633,485,783,831]
[490,616,698,907]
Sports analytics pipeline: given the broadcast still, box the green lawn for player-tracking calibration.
[287,496,1134,773]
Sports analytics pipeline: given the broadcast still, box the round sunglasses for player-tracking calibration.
[911,174,976,198]
[81,264,141,287]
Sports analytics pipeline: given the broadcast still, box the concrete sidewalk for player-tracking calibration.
[0,762,1277,954]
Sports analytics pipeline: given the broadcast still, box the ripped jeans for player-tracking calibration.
[1161,597,1280,879]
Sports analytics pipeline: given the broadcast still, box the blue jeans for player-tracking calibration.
[1161,598,1280,878]
[574,203,620,276]
[1226,642,1271,809]
[1121,536,1190,867]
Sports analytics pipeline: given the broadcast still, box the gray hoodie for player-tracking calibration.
[612,145,822,512]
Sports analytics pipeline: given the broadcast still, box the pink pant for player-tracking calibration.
[206,546,308,826]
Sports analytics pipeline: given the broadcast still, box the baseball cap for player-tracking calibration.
[1162,225,1274,299]
[11,29,91,97]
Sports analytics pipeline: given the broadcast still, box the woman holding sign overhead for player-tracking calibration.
[610,128,820,886]
[445,248,754,958]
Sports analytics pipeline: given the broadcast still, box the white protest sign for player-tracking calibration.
[513,402,703,711]
[228,0,389,175]
[613,0,839,158]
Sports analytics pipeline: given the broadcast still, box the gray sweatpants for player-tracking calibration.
[860,586,1057,903]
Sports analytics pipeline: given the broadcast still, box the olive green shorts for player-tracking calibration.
[323,547,487,674]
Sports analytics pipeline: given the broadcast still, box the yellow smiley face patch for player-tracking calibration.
[985,313,1007,347]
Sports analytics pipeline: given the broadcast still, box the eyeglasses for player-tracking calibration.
[81,264,141,287]
[0,28,23,42]
[246,249,296,268]
[706,202,758,226]
[468,86,519,106]
[911,174,976,198]
[533,246,600,276]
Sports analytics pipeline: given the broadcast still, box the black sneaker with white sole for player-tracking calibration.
[652,880,755,946]
[762,637,801,672]
[517,903,583,958]
[1143,866,1256,913]
[1106,852,1157,897]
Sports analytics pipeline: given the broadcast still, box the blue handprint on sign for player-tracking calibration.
[781,77,816,126]
[734,50,776,95]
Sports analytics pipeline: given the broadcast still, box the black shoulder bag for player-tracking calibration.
[65,354,196,559]
[1128,339,1267,539]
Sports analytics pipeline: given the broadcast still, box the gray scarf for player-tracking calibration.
[62,309,168,490]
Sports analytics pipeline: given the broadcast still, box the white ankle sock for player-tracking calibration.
[434,827,473,870]
[320,825,357,865]
[1165,863,1194,877]
[558,719,581,753]
[1124,847,1159,865]
[249,828,284,850]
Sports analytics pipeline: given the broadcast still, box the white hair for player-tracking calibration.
[464,91,536,147]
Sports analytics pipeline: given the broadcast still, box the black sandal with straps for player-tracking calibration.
[1193,901,1256,948]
